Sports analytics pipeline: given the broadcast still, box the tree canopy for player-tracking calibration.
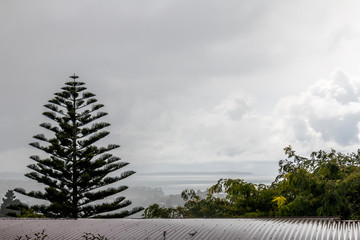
[14,75,142,218]
[144,146,360,219]
[0,190,22,217]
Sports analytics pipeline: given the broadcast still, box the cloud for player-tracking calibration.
[0,147,33,173]
[4,0,360,180]
[112,68,360,174]
[215,94,255,121]
[276,69,360,147]
[112,92,280,172]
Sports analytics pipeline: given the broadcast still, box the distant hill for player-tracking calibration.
[142,171,253,176]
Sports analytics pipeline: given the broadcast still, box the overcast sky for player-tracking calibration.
[2,0,360,179]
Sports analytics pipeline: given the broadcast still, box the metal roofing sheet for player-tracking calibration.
[0,218,359,240]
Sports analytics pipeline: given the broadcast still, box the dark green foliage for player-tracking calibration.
[144,146,360,219]
[15,75,143,218]
[274,146,359,219]
[0,190,22,217]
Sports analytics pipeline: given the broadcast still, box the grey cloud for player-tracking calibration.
[288,117,313,142]
[226,100,252,121]
[309,114,360,145]
[217,147,244,157]
[215,94,254,121]
[0,0,296,89]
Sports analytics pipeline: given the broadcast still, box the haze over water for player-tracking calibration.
[126,171,277,195]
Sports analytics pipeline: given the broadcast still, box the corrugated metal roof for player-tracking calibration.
[0,218,359,240]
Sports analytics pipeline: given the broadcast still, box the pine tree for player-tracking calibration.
[14,74,143,218]
[0,190,21,217]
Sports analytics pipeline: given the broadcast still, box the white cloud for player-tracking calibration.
[275,69,360,150]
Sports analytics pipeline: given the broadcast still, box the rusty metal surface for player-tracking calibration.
[0,218,359,240]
